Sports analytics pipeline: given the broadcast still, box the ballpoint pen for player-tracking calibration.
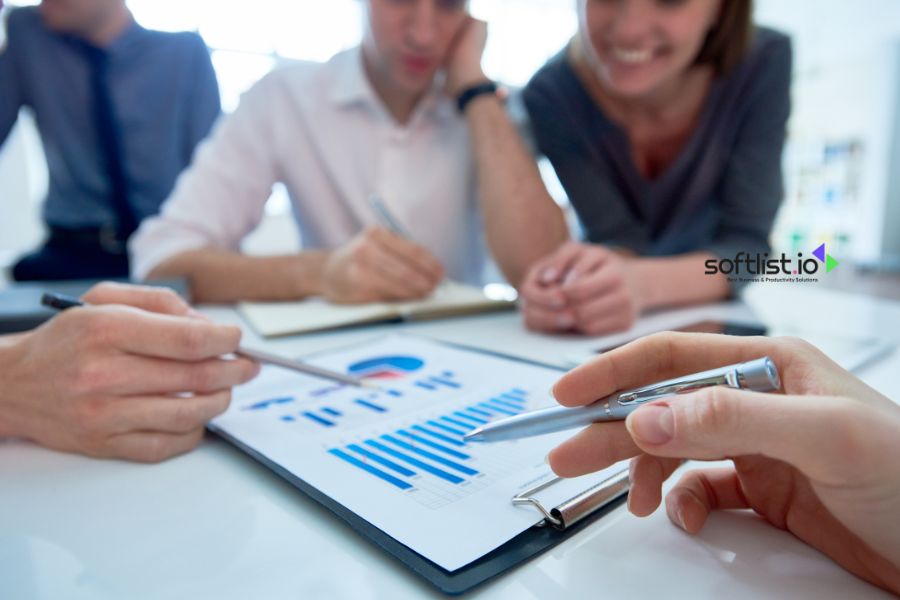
[368,193,413,239]
[40,292,375,389]
[464,357,781,442]
[368,193,449,291]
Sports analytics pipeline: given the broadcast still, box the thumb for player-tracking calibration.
[624,388,877,486]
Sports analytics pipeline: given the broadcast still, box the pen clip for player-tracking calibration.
[616,370,739,405]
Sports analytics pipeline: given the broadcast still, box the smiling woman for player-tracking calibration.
[517,0,791,337]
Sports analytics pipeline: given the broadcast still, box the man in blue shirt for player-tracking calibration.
[0,0,220,281]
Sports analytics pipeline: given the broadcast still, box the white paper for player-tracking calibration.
[238,282,511,337]
[212,335,627,572]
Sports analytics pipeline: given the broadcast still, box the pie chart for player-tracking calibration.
[347,356,425,379]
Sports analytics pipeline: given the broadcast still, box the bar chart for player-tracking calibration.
[327,387,538,509]
[214,335,573,571]
[234,355,546,507]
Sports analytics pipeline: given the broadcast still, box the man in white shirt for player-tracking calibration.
[130,0,568,304]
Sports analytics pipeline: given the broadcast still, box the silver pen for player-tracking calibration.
[234,347,376,389]
[464,357,781,442]
[368,194,413,239]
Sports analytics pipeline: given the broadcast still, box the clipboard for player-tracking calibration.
[209,336,631,595]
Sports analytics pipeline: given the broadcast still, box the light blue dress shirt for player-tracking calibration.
[0,7,221,230]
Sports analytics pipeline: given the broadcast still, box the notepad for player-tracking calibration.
[238,282,516,337]
[210,335,627,573]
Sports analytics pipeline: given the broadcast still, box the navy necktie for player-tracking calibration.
[83,44,139,242]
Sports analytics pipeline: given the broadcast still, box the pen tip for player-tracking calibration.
[463,428,484,442]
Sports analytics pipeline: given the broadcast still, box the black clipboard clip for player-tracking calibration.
[512,468,630,529]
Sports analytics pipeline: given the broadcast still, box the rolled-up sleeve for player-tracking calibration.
[129,72,284,279]
[704,36,793,274]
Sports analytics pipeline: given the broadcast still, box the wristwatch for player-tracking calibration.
[456,81,500,114]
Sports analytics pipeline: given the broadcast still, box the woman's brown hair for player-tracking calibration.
[695,0,754,75]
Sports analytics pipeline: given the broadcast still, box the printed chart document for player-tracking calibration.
[238,282,515,337]
[211,335,627,572]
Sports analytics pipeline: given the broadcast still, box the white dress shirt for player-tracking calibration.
[130,47,487,285]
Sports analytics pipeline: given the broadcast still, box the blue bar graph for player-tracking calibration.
[489,397,521,411]
[441,416,474,430]
[427,420,467,436]
[329,449,412,490]
[311,385,342,398]
[412,424,465,446]
[381,435,478,476]
[244,396,294,411]
[453,411,487,425]
[302,411,335,427]
[322,407,342,417]
[396,430,470,459]
[414,381,437,391]
[347,444,415,476]
[466,406,493,418]
[365,440,464,484]
[280,415,296,422]
[386,389,404,398]
[479,401,516,416]
[500,393,526,403]
[430,376,462,389]
[510,388,528,396]
[355,399,387,413]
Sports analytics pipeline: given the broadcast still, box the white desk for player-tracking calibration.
[2,284,898,599]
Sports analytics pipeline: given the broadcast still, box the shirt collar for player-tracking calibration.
[103,17,145,54]
[330,46,456,124]
[67,15,145,56]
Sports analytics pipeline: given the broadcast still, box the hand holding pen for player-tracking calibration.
[465,355,780,442]
[319,198,444,304]
[0,283,260,462]
[540,331,900,593]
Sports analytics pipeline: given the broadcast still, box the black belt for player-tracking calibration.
[47,225,129,255]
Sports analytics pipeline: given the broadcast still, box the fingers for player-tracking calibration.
[560,246,610,287]
[535,242,584,285]
[102,429,207,463]
[363,238,440,300]
[562,260,622,303]
[518,251,575,333]
[547,421,641,477]
[627,455,683,517]
[522,302,574,332]
[569,288,636,336]
[552,331,780,408]
[370,228,444,285]
[103,390,234,435]
[86,355,260,396]
[664,468,750,533]
[520,266,568,310]
[81,307,244,361]
[624,388,890,486]
[82,282,200,318]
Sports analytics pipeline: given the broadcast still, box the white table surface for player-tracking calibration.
[2,284,898,599]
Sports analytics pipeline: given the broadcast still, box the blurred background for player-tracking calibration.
[3,0,900,278]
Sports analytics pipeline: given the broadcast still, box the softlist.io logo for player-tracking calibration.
[705,243,839,283]
[812,243,839,273]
